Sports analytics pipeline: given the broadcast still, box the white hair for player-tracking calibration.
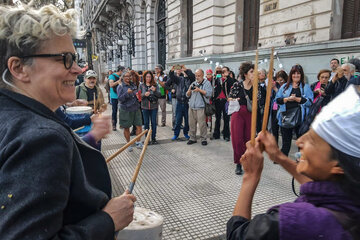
[342,63,355,73]
[0,3,79,88]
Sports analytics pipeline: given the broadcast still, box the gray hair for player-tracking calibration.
[0,3,78,88]
[342,63,356,73]
[195,69,204,75]
[259,68,267,75]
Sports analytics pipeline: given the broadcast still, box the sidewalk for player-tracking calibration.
[101,88,299,240]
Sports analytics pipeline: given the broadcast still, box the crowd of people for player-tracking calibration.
[102,57,359,175]
[0,2,359,240]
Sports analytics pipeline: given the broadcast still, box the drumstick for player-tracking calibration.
[106,129,148,163]
[250,50,259,146]
[73,126,85,132]
[128,129,152,194]
[262,47,274,131]
[93,93,96,113]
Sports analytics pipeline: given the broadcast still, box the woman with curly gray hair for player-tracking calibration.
[0,3,135,239]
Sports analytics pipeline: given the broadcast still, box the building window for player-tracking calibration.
[342,0,360,39]
[157,0,166,68]
[186,0,193,56]
[243,0,260,51]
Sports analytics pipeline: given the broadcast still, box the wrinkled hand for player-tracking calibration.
[145,91,150,97]
[150,86,156,91]
[89,114,111,142]
[171,89,176,93]
[193,86,200,92]
[102,190,137,231]
[240,141,264,178]
[257,131,281,163]
[127,88,133,94]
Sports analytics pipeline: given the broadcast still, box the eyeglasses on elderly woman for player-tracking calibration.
[20,52,78,70]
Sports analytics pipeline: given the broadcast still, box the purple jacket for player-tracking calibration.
[227,181,360,240]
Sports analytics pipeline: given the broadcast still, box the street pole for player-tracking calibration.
[86,30,93,70]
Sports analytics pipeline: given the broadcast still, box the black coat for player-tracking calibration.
[0,89,114,240]
[213,76,236,100]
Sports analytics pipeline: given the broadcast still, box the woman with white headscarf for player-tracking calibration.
[227,85,360,239]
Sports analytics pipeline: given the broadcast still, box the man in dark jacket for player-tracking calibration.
[212,66,235,141]
[325,66,348,101]
[166,65,195,140]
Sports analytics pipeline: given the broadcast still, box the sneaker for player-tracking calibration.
[128,146,133,152]
[201,140,207,146]
[112,126,117,131]
[135,142,143,149]
[224,137,230,142]
[151,139,158,144]
[171,135,179,141]
[187,140,197,145]
[184,134,190,140]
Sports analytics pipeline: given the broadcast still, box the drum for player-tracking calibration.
[66,106,92,134]
[116,207,163,240]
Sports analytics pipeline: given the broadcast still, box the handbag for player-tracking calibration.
[281,107,301,129]
[227,100,240,115]
[200,94,216,116]
[240,82,252,112]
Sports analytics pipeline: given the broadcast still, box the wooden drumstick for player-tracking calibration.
[106,129,148,163]
[262,47,274,131]
[93,92,96,113]
[128,129,152,194]
[73,126,85,132]
[250,50,259,146]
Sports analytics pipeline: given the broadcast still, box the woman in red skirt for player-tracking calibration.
[228,62,254,175]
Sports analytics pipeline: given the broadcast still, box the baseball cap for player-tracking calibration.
[85,70,97,79]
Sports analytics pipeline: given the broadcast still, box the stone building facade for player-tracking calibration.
[80,0,360,82]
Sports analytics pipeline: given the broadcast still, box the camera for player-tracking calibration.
[191,83,199,90]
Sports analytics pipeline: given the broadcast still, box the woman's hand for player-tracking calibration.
[257,131,282,163]
[150,86,156,91]
[145,91,150,97]
[240,141,264,179]
[102,190,137,231]
[89,114,111,142]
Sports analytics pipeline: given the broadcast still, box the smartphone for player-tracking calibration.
[216,74,222,78]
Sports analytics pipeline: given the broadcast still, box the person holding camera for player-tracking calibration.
[310,69,331,105]
[325,66,348,101]
[140,71,162,144]
[166,65,195,140]
[186,69,213,146]
[213,66,236,141]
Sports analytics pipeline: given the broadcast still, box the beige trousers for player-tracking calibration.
[189,108,207,141]
[158,98,167,125]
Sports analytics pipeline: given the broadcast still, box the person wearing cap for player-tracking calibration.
[227,85,360,239]
[154,64,167,127]
[75,70,104,111]
[109,65,125,131]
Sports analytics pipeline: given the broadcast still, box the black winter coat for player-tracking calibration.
[0,89,114,240]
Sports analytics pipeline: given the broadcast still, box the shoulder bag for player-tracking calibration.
[200,91,216,116]
[281,106,301,129]
[241,82,252,112]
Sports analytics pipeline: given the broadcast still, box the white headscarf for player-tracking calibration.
[311,85,360,158]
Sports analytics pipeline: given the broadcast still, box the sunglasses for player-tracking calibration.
[21,52,78,70]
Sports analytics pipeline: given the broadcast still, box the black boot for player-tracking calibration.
[235,164,243,175]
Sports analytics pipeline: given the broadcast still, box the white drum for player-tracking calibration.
[116,207,163,240]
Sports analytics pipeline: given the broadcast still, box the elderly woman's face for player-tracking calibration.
[21,34,81,110]
[296,129,342,181]
[319,72,330,85]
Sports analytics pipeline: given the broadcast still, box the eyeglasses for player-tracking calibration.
[20,52,78,70]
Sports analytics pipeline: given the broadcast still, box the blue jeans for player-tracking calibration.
[111,98,118,126]
[142,109,158,140]
[174,102,189,137]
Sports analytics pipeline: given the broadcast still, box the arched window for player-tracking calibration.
[157,0,166,68]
